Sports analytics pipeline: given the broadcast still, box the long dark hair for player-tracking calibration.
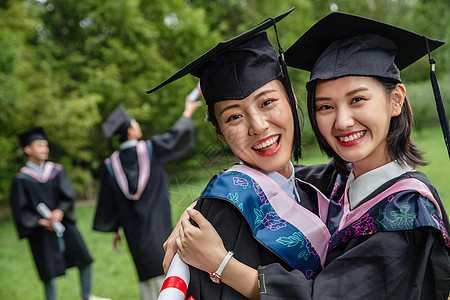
[307,76,427,174]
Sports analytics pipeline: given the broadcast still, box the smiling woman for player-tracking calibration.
[212,79,294,178]
[255,11,450,299]
[146,8,340,300]
[314,76,405,177]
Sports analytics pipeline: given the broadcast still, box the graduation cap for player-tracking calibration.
[146,7,303,160]
[284,12,450,159]
[18,127,47,148]
[102,104,132,138]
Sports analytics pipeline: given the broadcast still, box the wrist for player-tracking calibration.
[209,250,234,284]
[209,249,228,273]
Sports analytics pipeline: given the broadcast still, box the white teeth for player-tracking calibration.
[339,131,365,142]
[254,135,279,150]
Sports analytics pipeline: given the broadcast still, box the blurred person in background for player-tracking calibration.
[93,98,200,300]
[10,127,109,300]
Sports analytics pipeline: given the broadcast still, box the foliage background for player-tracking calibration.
[0,0,449,202]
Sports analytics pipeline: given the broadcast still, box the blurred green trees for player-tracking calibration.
[0,0,449,203]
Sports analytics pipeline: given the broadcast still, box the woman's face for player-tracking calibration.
[214,80,294,177]
[314,76,403,177]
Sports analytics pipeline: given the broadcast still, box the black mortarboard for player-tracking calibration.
[18,127,47,148]
[190,31,281,105]
[285,12,450,159]
[147,8,293,104]
[284,12,444,81]
[102,104,132,138]
[146,7,303,160]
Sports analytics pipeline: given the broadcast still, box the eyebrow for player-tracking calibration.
[315,87,370,101]
[345,87,369,96]
[253,88,278,100]
[219,104,241,116]
[219,88,279,116]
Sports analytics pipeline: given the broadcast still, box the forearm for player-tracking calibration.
[220,257,259,300]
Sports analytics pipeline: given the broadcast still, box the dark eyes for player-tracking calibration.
[262,99,275,107]
[226,114,242,122]
[316,104,333,111]
[225,98,276,123]
[316,97,365,111]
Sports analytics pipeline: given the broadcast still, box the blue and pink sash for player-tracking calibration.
[18,162,62,183]
[328,177,450,249]
[200,164,330,279]
[105,140,152,200]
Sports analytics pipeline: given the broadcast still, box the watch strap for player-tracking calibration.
[209,251,234,283]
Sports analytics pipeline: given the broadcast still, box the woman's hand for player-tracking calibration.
[176,208,260,299]
[163,201,197,274]
[176,208,228,274]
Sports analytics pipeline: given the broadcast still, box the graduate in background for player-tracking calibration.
[93,98,200,300]
[9,127,109,300]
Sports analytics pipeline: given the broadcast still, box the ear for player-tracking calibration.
[24,145,31,155]
[391,83,406,117]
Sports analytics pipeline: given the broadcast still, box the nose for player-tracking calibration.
[334,107,355,130]
[248,112,269,135]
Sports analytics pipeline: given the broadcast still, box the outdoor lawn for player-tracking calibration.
[0,126,448,299]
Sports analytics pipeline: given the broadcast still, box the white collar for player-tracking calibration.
[347,161,413,209]
[26,160,46,174]
[120,139,138,150]
[240,161,301,203]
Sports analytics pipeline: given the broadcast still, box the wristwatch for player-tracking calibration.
[209,251,234,284]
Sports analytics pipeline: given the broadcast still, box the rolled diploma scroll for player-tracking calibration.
[187,82,202,102]
[36,203,66,237]
[158,253,190,300]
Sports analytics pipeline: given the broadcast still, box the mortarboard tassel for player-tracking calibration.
[424,36,450,159]
[270,17,302,162]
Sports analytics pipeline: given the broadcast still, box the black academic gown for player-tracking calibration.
[186,163,341,300]
[258,170,450,299]
[9,163,93,282]
[93,117,197,281]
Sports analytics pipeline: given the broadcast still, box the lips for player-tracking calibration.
[252,135,281,156]
[336,130,366,146]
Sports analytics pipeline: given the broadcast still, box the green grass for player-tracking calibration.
[0,126,448,299]
[0,206,140,300]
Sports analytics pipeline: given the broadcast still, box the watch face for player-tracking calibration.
[210,273,221,284]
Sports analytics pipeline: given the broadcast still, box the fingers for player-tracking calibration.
[163,240,168,252]
[186,208,210,229]
[163,245,177,274]
[178,220,185,240]
[175,237,183,256]
[38,218,53,231]
[51,209,64,223]
[163,216,185,273]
